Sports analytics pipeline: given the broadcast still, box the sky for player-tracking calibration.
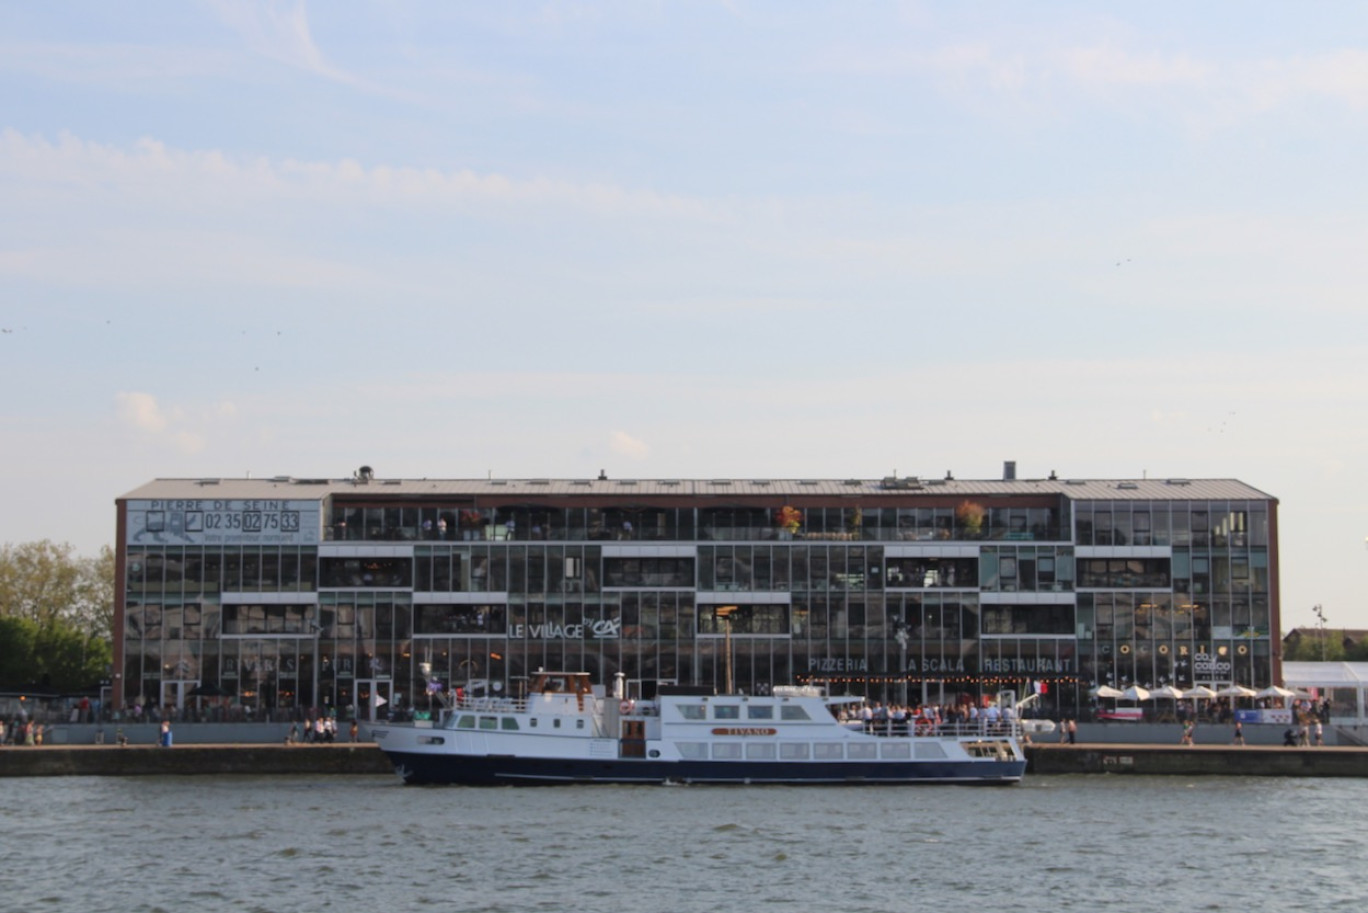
[2,2,1366,633]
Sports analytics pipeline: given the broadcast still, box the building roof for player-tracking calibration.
[1282,662,1368,688]
[119,475,1276,502]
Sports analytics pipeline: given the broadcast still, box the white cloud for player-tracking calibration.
[0,129,717,219]
[609,431,650,460]
[116,392,169,433]
[205,0,355,85]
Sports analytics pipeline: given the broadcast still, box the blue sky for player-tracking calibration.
[2,2,1366,632]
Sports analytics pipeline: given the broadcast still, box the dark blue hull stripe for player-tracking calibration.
[383,753,1026,785]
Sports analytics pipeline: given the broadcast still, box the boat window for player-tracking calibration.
[677,742,708,759]
[847,743,877,759]
[677,705,706,720]
[746,743,776,760]
[576,719,585,729]
[914,742,948,760]
[780,706,811,721]
[813,743,843,759]
[712,743,742,759]
[746,705,773,720]
[529,718,538,728]
[479,716,498,730]
[501,717,519,731]
[419,736,445,745]
[880,742,911,759]
[713,705,740,720]
[456,715,476,729]
[779,743,810,760]
[553,719,562,728]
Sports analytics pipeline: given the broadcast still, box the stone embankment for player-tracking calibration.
[0,743,394,777]
[1026,743,1368,777]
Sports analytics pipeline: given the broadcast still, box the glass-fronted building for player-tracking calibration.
[113,470,1279,720]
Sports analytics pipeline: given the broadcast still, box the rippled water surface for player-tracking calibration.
[2,774,1365,912]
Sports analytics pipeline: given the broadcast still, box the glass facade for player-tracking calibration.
[114,479,1278,721]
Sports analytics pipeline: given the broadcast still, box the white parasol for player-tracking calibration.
[1216,684,1258,698]
[1120,685,1151,701]
[1254,685,1296,699]
[1151,684,1187,700]
[1091,685,1125,699]
[1183,685,1218,699]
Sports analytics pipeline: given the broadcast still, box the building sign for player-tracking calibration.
[808,657,868,673]
[507,617,622,640]
[1193,650,1233,678]
[125,499,321,546]
[980,657,1073,674]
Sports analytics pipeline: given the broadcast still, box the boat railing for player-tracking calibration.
[847,719,1023,740]
[451,695,530,714]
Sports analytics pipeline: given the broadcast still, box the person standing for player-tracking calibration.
[159,719,173,747]
[1067,718,1078,744]
[349,719,359,742]
[1232,720,1245,745]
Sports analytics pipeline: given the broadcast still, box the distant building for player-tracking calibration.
[113,467,1280,719]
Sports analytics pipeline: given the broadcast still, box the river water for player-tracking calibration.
[1,774,1364,912]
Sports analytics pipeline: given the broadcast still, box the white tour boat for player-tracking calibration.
[371,671,1027,785]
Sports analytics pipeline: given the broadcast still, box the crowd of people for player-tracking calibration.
[834,699,1020,736]
[0,716,49,745]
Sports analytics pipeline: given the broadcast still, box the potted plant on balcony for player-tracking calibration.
[775,506,803,540]
[955,500,985,539]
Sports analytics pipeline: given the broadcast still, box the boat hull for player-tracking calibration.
[383,751,1025,786]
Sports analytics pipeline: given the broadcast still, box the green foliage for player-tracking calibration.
[0,540,113,637]
[1283,630,1347,662]
[0,540,114,690]
[0,614,110,691]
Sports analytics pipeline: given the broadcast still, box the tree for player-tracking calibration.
[1283,629,1346,662]
[0,540,115,690]
[0,540,113,638]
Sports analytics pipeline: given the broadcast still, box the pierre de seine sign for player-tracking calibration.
[125,499,321,547]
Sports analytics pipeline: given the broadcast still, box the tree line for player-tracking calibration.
[0,540,114,693]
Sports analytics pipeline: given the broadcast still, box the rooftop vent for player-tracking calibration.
[195,479,221,486]
[1166,478,1191,486]
[1117,481,1139,490]
[1004,461,1017,481]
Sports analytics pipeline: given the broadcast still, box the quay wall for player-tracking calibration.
[1026,743,1368,777]
[0,744,394,778]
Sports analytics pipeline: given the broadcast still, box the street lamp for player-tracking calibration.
[1313,604,1327,661]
